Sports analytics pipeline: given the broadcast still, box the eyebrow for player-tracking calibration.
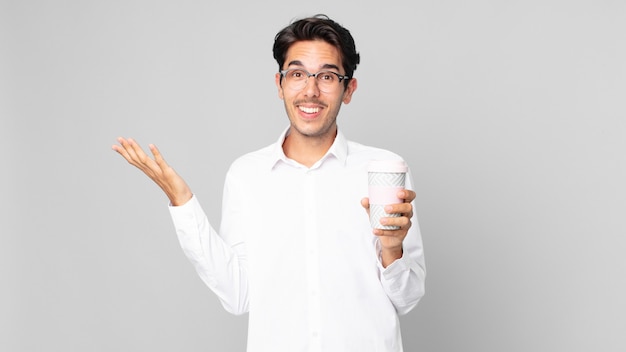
[286,60,341,72]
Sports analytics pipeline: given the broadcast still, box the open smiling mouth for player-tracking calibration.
[298,106,322,114]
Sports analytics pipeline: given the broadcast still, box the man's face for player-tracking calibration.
[275,40,357,141]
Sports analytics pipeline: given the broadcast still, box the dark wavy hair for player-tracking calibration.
[273,15,361,87]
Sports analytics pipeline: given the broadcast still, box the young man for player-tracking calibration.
[113,15,425,352]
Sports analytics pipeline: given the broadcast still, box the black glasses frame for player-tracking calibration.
[279,69,350,85]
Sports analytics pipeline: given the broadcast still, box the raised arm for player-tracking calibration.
[112,137,193,206]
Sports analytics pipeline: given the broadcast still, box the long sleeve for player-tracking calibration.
[376,170,426,315]
[165,132,425,350]
[168,194,249,315]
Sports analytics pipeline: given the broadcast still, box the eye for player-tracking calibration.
[290,70,305,79]
[318,72,335,82]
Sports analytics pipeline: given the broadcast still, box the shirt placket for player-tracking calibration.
[303,169,322,352]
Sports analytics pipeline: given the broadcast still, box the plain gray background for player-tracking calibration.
[2,0,625,351]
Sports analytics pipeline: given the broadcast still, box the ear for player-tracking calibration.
[342,78,358,104]
[275,72,284,100]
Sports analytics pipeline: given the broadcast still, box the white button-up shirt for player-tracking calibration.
[169,128,425,352]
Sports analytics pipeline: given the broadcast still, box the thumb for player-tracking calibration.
[361,197,370,215]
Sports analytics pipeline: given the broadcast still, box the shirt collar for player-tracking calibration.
[269,126,349,170]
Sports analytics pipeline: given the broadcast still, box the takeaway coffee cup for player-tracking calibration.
[368,160,408,230]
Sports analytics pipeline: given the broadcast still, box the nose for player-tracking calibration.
[302,75,320,97]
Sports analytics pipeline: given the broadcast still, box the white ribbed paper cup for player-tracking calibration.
[368,160,408,230]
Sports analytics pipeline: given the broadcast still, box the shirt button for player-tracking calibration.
[312,332,319,338]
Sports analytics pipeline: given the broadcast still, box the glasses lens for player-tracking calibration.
[315,71,338,92]
[284,69,307,91]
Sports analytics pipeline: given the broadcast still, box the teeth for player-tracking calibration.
[299,106,320,114]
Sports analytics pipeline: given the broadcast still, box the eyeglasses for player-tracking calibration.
[279,68,350,93]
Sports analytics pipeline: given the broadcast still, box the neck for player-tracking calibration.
[282,127,337,168]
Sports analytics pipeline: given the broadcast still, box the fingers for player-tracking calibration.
[373,214,411,261]
[367,190,415,264]
[113,137,143,163]
[373,190,414,237]
[112,137,162,176]
[111,137,132,161]
[112,137,138,164]
[382,189,415,219]
[362,190,414,234]
[384,202,413,219]
[376,215,412,233]
[372,209,412,237]
[360,190,414,214]
[126,138,151,165]
[149,143,169,169]
[112,137,192,204]
[399,189,416,203]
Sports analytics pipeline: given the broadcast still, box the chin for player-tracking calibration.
[298,124,336,139]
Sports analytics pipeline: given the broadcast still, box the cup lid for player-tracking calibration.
[368,160,408,173]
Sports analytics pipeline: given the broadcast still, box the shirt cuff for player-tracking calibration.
[168,193,196,209]
[375,239,418,280]
[168,194,206,256]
